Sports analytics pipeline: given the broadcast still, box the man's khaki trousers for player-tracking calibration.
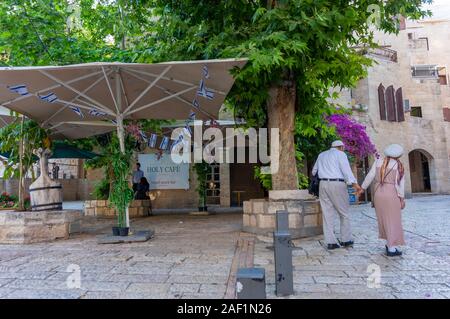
[319,181,352,245]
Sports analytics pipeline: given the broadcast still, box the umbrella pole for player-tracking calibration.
[115,71,130,229]
[18,115,25,211]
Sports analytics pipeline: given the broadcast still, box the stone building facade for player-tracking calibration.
[341,17,450,196]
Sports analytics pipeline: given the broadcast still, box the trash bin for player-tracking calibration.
[236,268,266,299]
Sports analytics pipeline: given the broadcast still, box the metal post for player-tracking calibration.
[274,211,294,296]
[276,210,289,232]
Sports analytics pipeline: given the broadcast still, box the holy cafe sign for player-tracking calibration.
[138,153,190,190]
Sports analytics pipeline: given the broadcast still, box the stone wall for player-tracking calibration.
[0,210,82,244]
[0,178,96,201]
[242,190,323,239]
[84,200,151,218]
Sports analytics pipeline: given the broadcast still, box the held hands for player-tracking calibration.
[353,184,364,196]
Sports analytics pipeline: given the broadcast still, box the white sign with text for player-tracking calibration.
[138,153,190,190]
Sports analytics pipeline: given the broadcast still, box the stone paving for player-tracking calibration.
[0,195,449,299]
[256,195,450,299]
[0,214,241,299]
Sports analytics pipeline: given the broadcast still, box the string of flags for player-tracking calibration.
[69,106,84,118]
[7,63,221,161]
[8,84,29,96]
[39,92,58,103]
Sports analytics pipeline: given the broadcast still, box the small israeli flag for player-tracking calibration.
[39,92,58,103]
[69,106,84,118]
[111,119,117,125]
[159,136,169,150]
[183,125,192,137]
[170,135,184,151]
[148,133,157,148]
[202,65,210,79]
[8,85,28,96]
[192,98,200,109]
[188,111,196,121]
[139,130,147,142]
[89,108,107,117]
[197,79,214,100]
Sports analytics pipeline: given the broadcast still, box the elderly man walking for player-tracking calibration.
[312,141,362,250]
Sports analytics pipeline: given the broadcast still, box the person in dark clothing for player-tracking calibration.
[134,177,150,200]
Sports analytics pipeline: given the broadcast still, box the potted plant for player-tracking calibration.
[193,161,210,212]
[108,137,134,236]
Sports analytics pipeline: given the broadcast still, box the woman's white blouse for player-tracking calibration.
[361,157,405,198]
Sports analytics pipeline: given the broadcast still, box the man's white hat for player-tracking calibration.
[384,144,404,158]
[331,140,345,147]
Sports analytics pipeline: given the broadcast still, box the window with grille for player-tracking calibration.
[206,164,220,205]
[411,65,438,78]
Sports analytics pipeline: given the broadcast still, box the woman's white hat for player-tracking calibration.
[384,144,404,158]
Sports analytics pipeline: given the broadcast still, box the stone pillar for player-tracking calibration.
[220,163,230,207]
[243,190,323,239]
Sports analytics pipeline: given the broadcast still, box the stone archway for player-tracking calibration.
[408,149,434,193]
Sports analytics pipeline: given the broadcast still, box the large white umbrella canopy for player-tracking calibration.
[48,121,116,140]
[0,58,246,147]
[0,58,246,227]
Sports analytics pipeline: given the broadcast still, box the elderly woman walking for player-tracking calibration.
[359,144,406,257]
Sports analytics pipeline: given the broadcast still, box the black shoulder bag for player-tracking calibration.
[308,172,320,197]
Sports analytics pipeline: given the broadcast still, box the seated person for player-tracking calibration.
[134,177,150,200]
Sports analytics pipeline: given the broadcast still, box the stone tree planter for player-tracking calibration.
[243,190,323,239]
[84,200,151,218]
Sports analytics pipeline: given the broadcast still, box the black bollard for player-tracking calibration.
[236,268,266,299]
[274,211,294,296]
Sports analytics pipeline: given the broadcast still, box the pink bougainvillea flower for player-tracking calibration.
[326,114,377,159]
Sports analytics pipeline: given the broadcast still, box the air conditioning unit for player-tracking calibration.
[404,99,411,112]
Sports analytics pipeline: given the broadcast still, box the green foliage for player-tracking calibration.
[253,165,309,191]
[107,134,134,227]
[0,0,154,66]
[193,161,210,207]
[92,178,110,200]
[253,166,272,191]
[149,0,429,128]
[0,117,49,180]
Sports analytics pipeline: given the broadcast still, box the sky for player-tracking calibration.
[424,0,450,20]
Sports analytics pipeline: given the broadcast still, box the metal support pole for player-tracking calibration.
[274,211,294,296]
[115,69,130,228]
[276,210,289,232]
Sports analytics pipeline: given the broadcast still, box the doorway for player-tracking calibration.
[408,149,432,193]
[229,147,266,207]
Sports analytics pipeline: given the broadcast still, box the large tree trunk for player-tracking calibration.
[267,81,298,190]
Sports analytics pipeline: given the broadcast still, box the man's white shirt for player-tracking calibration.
[312,148,357,184]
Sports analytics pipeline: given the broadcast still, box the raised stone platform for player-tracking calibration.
[84,200,151,218]
[0,210,82,244]
[242,190,323,239]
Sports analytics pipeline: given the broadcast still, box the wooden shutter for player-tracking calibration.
[396,87,405,122]
[386,85,397,122]
[378,83,386,120]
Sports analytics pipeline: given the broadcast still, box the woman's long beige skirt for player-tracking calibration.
[373,172,405,247]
